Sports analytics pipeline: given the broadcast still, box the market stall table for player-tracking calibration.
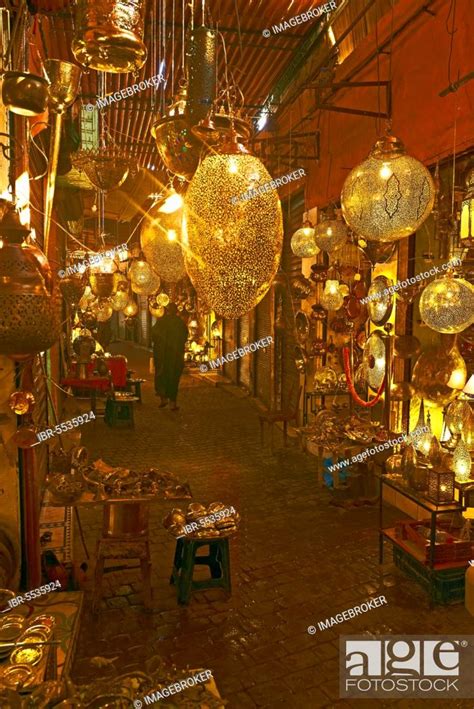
[60,376,111,415]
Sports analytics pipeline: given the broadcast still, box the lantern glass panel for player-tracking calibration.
[427,469,455,504]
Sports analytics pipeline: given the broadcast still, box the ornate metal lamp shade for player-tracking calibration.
[427,469,455,504]
[72,0,147,73]
[314,214,348,253]
[453,438,472,482]
[110,288,130,311]
[0,207,61,358]
[94,299,113,321]
[72,148,130,191]
[460,166,474,242]
[341,134,435,242]
[419,275,474,334]
[123,299,138,317]
[412,343,467,407]
[183,148,283,319]
[141,203,186,283]
[291,223,319,258]
[320,280,344,311]
[131,269,161,295]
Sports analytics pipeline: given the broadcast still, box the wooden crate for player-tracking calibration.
[397,520,472,564]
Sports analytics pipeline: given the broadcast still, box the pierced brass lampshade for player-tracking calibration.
[314,213,348,253]
[291,223,319,258]
[0,207,61,358]
[341,133,435,242]
[419,275,474,334]
[110,289,130,311]
[123,300,138,317]
[320,280,344,311]
[141,203,186,283]
[72,0,147,73]
[183,145,283,319]
[72,148,130,191]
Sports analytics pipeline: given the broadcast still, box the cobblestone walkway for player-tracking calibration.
[69,344,474,708]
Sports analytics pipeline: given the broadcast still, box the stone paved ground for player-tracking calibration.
[67,343,474,708]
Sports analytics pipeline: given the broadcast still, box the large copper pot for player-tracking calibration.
[72,0,147,73]
[1,71,49,116]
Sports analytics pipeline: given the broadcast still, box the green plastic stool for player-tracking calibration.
[105,397,135,428]
[170,537,231,604]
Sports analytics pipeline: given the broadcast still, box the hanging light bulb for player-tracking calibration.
[314,210,348,252]
[183,132,283,319]
[320,280,344,311]
[291,221,319,258]
[419,274,474,334]
[158,191,184,214]
[453,438,472,482]
[341,133,435,242]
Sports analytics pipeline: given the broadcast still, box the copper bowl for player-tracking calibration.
[1,71,49,116]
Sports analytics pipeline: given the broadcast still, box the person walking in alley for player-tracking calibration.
[151,303,189,410]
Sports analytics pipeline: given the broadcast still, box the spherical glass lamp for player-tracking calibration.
[129,256,154,287]
[291,222,319,258]
[341,133,435,242]
[123,300,138,318]
[110,289,130,312]
[419,275,474,334]
[131,269,161,295]
[320,280,344,311]
[95,299,113,322]
[314,212,348,252]
[157,292,170,307]
[183,133,283,319]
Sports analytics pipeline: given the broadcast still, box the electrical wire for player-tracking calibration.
[446,0,458,87]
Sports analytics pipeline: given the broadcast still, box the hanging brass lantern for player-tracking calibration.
[419,274,474,334]
[141,202,186,283]
[314,211,348,253]
[123,299,138,317]
[0,205,61,358]
[452,438,472,482]
[341,133,435,242]
[8,391,35,416]
[320,280,344,311]
[89,272,115,298]
[110,288,130,312]
[72,147,130,192]
[460,165,474,244]
[59,273,86,305]
[411,341,467,407]
[72,0,147,73]
[151,86,202,181]
[291,222,319,258]
[183,135,283,319]
[148,296,165,318]
[131,269,161,295]
[94,299,113,322]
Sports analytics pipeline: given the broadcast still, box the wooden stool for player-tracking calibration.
[92,503,152,612]
[170,537,231,605]
[104,397,137,427]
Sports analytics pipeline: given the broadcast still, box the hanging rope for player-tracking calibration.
[342,346,386,408]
